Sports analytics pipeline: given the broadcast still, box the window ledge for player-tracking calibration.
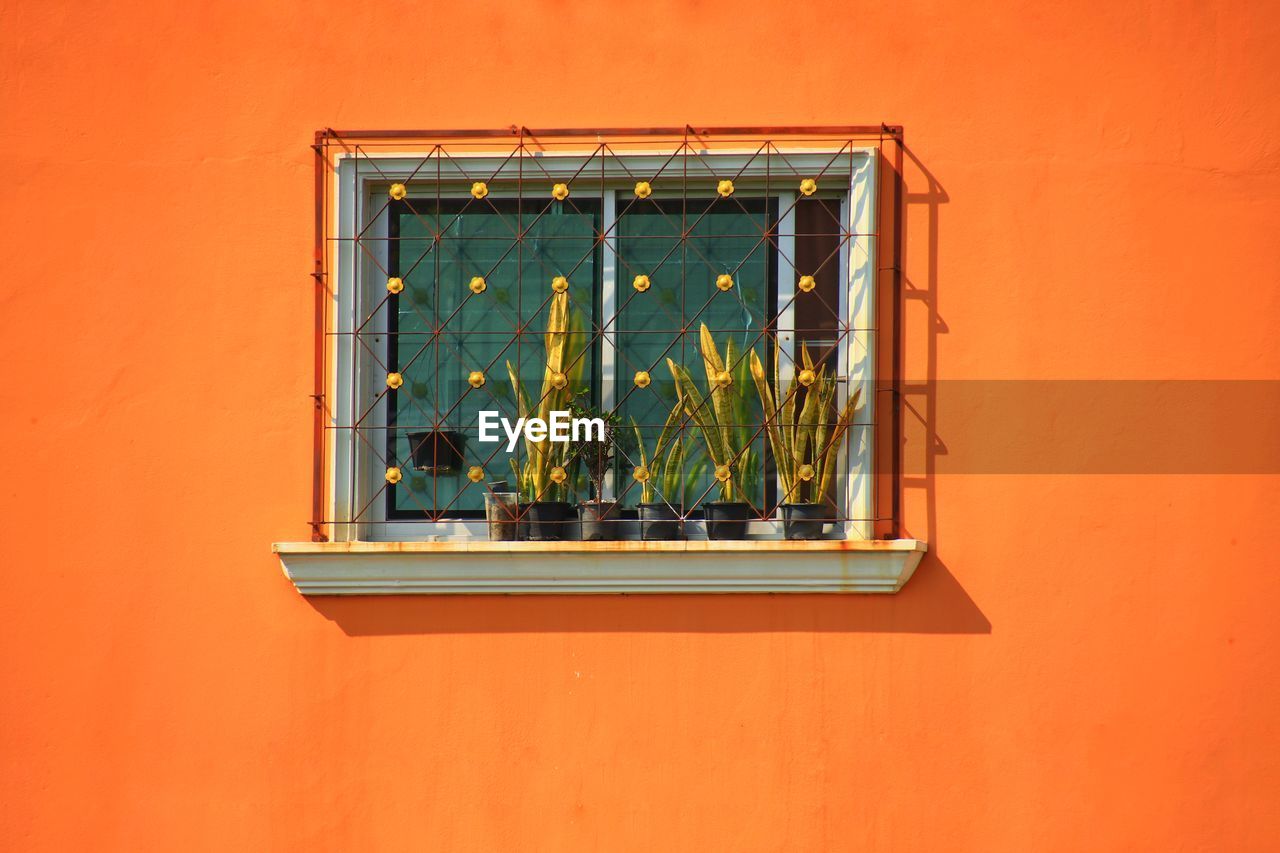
[273,539,927,596]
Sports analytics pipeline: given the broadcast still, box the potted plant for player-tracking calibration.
[666,324,761,539]
[748,343,862,540]
[566,402,631,540]
[630,397,697,541]
[504,290,586,541]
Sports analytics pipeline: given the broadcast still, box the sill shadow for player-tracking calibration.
[306,552,989,636]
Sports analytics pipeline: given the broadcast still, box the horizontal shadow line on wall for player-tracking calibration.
[306,556,989,636]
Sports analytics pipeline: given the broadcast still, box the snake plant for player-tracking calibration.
[665,324,760,503]
[505,291,586,501]
[748,342,862,504]
[630,396,701,506]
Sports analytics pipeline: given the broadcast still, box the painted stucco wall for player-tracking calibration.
[2,1,1278,850]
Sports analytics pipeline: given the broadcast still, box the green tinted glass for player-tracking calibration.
[615,197,772,509]
[388,199,599,516]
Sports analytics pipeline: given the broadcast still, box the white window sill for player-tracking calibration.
[273,539,927,595]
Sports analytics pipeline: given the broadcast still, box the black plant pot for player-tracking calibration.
[781,502,831,540]
[516,503,530,541]
[703,501,751,540]
[526,501,572,541]
[407,430,466,474]
[638,502,684,541]
[578,500,621,541]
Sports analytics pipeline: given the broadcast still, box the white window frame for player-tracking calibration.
[327,148,878,542]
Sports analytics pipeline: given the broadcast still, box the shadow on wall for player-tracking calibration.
[898,141,955,623]
[308,556,987,636]
[307,140,985,638]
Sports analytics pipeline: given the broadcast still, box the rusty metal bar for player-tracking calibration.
[889,133,905,538]
[311,130,328,541]
[321,125,903,141]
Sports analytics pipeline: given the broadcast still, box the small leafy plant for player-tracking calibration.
[566,400,632,504]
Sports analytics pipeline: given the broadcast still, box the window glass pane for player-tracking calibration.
[794,197,843,370]
[615,197,772,511]
[388,199,599,517]
[792,196,846,506]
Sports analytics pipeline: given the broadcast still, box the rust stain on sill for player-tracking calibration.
[273,539,926,556]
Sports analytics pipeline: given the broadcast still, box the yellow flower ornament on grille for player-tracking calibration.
[469,276,487,294]
[716,274,734,292]
[633,274,651,293]
[467,466,485,483]
[799,178,818,196]
[714,464,732,483]
[385,467,403,484]
[389,183,407,200]
[551,276,569,293]
[550,372,568,390]
[797,369,816,387]
[550,466,567,485]
[468,371,486,388]
[385,372,403,389]
[470,182,488,200]
[633,466,650,483]
[634,371,651,388]
[634,181,652,199]
[386,277,404,294]
[717,179,735,197]
[714,370,733,388]
[797,464,815,481]
[798,275,816,293]
[552,183,569,200]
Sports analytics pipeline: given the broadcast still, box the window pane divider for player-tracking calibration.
[600,190,619,500]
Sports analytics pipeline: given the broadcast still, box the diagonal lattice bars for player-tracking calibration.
[311,127,903,540]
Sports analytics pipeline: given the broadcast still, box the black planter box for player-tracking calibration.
[638,502,684,541]
[702,501,751,540]
[407,430,466,474]
[578,501,621,541]
[525,501,573,541]
[780,502,832,540]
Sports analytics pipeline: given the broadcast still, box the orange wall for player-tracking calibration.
[3,1,1279,850]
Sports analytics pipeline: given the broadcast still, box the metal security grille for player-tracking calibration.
[310,126,905,542]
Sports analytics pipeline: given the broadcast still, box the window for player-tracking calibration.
[314,129,897,544]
